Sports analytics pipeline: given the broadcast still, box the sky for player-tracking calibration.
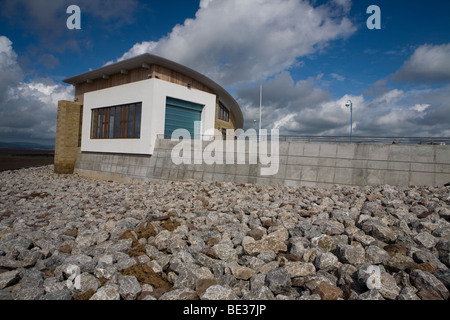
[0,0,449,147]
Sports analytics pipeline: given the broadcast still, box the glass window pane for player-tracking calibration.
[134,103,141,138]
[114,106,120,138]
[97,108,103,139]
[128,104,135,138]
[109,107,114,138]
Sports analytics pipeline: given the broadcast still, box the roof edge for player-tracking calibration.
[64,54,243,128]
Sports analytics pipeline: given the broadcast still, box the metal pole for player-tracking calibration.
[350,102,353,143]
[259,80,262,138]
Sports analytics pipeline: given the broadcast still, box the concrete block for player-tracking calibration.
[249,164,259,177]
[288,142,304,156]
[367,145,390,161]
[279,142,289,155]
[287,156,303,166]
[298,156,319,166]
[193,171,204,181]
[389,145,411,162]
[334,168,353,185]
[436,173,450,186]
[301,167,318,182]
[409,145,435,163]
[211,173,224,182]
[336,143,356,159]
[367,160,388,170]
[410,163,435,173]
[153,167,163,178]
[285,165,302,181]
[235,165,250,176]
[352,168,368,186]
[354,144,372,160]
[335,159,353,168]
[384,171,410,186]
[410,172,435,186]
[317,167,335,183]
[303,143,320,157]
[388,162,410,172]
[366,169,385,186]
[214,164,227,174]
[319,143,337,158]
[318,157,336,167]
[273,164,286,179]
[436,164,450,173]
[436,147,450,164]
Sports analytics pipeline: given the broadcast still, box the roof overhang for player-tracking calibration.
[63,53,243,128]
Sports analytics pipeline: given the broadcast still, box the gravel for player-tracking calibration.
[0,165,449,300]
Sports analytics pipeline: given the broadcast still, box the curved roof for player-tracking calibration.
[63,53,244,129]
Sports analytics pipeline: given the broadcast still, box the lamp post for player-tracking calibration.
[345,100,353,143]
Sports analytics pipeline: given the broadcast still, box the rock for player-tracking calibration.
[265,268,292,295]
[433,269,450,291]
[379,272,401,300]
[410,269,450,300]
[397,286,420,300]
[0,270,20,290]
[360,219,397,243]
[384,243,407,257]
[90,285,121,300]
[160,288,199,300]
[314,252,339,271]
[365,245,390,264]
[196,278,218,296]
[335,244,365,266]
[414,232,437,249]
[359,289,385,300]
[248,228,265,241]
[229,263,256,281]
[118,275,142,300]
[200,285,239,300]
[284,262,316,278]
[385,254,415,272]
[212,243,237,262]
[40,289,72,300]
[313,283,344,300]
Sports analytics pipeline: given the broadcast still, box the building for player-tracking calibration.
[55,53,244,174]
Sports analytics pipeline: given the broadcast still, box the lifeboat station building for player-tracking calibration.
[54,53,244,176]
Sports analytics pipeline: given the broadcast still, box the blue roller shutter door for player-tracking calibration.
[164,97,203,138]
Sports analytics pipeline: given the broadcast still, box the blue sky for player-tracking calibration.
[0,0,449,146]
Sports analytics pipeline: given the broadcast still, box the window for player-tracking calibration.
[218,103,229,122]
[91,102,142,139]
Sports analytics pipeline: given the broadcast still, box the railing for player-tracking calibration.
[159,134,449,145]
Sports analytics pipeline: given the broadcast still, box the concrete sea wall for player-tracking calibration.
[74,139,450,187]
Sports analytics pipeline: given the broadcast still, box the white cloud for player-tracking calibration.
[119,0,356,87]
[394,43,450,83]
[0,36,73,146]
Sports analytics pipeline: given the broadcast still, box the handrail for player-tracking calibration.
[158,134,449,145]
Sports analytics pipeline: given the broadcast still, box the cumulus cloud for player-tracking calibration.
[0,36,73,146]
[237,68,450,138]
[393,43,450,83]
[119,0,356,87]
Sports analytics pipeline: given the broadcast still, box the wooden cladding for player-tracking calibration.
[91,102,142,139]
[75,64,214,102]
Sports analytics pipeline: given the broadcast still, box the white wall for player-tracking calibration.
[81,79,217,155]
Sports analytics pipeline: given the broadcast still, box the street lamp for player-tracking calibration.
[345,100,353,143]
